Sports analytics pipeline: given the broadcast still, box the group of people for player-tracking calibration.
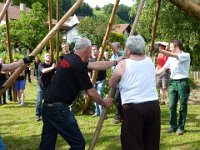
[0,34,190,150]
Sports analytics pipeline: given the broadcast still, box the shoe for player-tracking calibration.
[167,128,177,133]
[160,100,165,105]
[176,129,184,135]
[36,116,41,121]
[93,113,100,117]
[114,117,121,124]
[19,102,24,106]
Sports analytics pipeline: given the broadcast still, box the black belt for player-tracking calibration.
[171,78,188,81]
[43,101,67,106]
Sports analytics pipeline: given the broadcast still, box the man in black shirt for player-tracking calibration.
[39,38,117,150]
[36,53,56,121]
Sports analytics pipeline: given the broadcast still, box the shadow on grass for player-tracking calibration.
[2,100,36,108]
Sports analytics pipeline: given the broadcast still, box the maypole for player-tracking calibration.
[48,0,54,61]
[56,0,60,65]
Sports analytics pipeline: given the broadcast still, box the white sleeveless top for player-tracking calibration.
[119,57,158,105]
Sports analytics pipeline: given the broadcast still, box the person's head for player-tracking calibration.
[74,38,92,62]
[62,42,70,54]
[0,58,5,64]
[91,45,99,58]
[44,53,51,64]
[158,42,168,51]
[112,42,121,53]
[125,35,145,56]
[169,39,183,53]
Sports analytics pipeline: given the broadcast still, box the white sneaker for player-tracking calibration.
[19,102,24,106]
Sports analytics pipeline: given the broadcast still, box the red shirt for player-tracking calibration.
[157,53,168,70]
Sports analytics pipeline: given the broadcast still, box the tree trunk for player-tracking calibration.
[168,0,200,21]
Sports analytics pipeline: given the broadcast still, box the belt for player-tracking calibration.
[43,101,67,106]
[171,78,188,81]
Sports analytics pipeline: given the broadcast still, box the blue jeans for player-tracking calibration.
[94,79,106,115]
[36,85,44,117]
[0,136,6,150]
[39,102,85,150]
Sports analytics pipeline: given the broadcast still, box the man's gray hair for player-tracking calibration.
[75,38,91,50]
[112,42,121,49]
[125,35,145,55]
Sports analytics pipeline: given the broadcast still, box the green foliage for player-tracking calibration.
[62,0,93,16]
[0,2,48,55]
[77,15,123,47]
[102,3,113,14]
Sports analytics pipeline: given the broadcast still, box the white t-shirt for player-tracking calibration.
[163,52,190,80]
[119,57,158,105]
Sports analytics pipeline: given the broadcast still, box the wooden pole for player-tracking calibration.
[88,88,115,150]
[89,0,146,149]
[129,0,145,36]
[48,0,54,62]
[0,0,84,96]
[56,0,60,65]
[5,6,17,101]
[82,0,120,114]
[0,0,12,22]
[149,0,161,57]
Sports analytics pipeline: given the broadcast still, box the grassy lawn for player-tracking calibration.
[1,78,200,150]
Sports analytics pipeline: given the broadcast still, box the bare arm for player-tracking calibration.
[86,88,112,108]
[156,67,167,76]
[87,61,115,70]
[159,49,178,58]
[109,60,125,88]
[1,60,24,72]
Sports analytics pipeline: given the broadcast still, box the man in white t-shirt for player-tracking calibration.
[156,39,190,135]
[109,35,160,150]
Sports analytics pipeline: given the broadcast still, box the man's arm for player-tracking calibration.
[87,61,115,70]
[86,88,112,108]
[159,49,178,58]
[1,60,24,72]
[109,60,125,88]
[41,63,56,74]
[156,67,167,76]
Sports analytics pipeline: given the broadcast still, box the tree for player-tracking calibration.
[95,5,101,11]
[0,2,48,55]
[103,3,114,14]
[62,0,93,16]
[117,4,132,23]
[77,15,123,47]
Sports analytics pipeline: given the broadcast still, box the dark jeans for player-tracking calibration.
[7,87,12,101]
[121,101,160,150]
[39,102,85,150]
[0,92,6,104]
[25,68,31,83]
[169,79,190,130]
[115,89,123,120]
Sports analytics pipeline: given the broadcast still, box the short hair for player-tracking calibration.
[112,42,121,49]
[75,38,91,50]
[125,35,145,55]
[92,45,98,50]
[171,39,183,50]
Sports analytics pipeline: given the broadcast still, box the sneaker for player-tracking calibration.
[19,102,24,106]
[176,129,184,135]
[167,128,177,133]
[36,116,41,121]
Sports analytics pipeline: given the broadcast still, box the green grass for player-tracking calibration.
[1,78,200,150]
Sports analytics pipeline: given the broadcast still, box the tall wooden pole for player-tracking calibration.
[149,0,161,57]
[0,0,84,96]
[88,1,120,149]
[0,0,12,22]
[129,0,145,36]
[48,0,54,62]
[82,0,120,114]
[56,0,60,64]
[5,5,17,101]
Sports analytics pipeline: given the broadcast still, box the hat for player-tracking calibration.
[155,41,168,46]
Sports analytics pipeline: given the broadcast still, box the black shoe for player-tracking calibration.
[114,117,121,124]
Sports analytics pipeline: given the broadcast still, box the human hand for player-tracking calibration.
[23,56,35,64]
[52,63,56,69]
[103,98,113,108]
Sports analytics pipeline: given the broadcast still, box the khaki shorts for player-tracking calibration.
[156,70,170,89]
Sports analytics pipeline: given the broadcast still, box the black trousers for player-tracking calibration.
[121,100,160,150]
